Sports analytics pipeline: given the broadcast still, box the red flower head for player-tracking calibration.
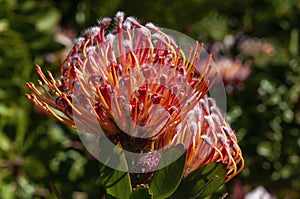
[27,12,243,182]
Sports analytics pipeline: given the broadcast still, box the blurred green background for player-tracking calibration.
[0,0,300,198]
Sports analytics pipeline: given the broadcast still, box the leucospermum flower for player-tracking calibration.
[26,12,244,184]
[214,58,251,90]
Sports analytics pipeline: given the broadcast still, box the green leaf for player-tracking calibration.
[149,144,186,199]
[130,186,153,199]
[0,129,12,152]
[100,166,132,199]
[35,9,61,32]
[289,28,299,57]
[171,162,227,199]
[99,141,132,199]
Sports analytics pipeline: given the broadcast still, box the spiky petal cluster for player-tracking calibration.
[174,96,244,182]
[26,12,243,181]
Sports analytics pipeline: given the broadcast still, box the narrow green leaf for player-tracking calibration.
[149,144,186,199]
[0,129,12,152]
[289,28,299,57]
[130,186,153,199]
[48,181,63,199]
[171,162,227,199]
[99,141,132,199]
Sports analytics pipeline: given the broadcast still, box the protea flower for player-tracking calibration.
[26,12,244,186]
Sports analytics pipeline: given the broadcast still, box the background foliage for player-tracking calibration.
[0,0,299,198]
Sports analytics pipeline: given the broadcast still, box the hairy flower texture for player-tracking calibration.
[175,96,244,182]
[26,12,244,182]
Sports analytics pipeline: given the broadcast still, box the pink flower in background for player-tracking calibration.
[215,58,251,91]
[245,186,276,199]
[239,37,275,56]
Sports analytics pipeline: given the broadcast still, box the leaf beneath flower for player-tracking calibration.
[171,162,227,198]
[99,141,132,199]
[149,144,186,199]
[130,186,153,199]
